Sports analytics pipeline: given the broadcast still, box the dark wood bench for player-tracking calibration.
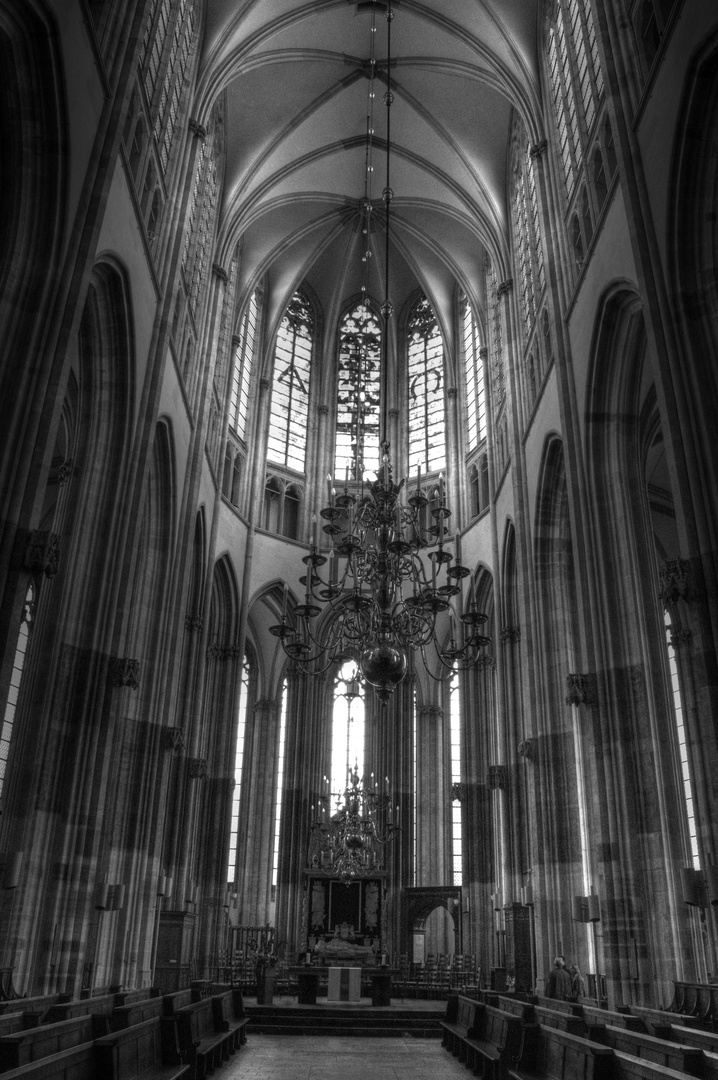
[599,1024,704,1075]
[508,1026,614,1080]
[112,996,165,1031]
[94,1017,190,1080]
[499,996,538,1023]
[114,989,160,1008]
[667,1024,718,1053]
[162,991,194,1016]
[43,993,116,1036]
[581,1004,646,1034]
[211,990,247,1050]
[533,1003,588,1037]
[610,1052,707,1080]
[0,1042,95,1080]
[535,996,584,1019]
[0,1016,93,1071]
[164,997,234,1079]
[623,1006,704,1038]
[0,998,60,1019]
[463,1003,525,1077]
[441,995,482,1058]
[0,1013,27,1038]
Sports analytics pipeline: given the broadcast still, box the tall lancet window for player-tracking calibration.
[330,662,365,803]
[268,292,313,472]
[227,654,250,882]
[462,297,486,453]
[335,303,381,480]
[407,295,446,474]
[449,664,463,886]
[0,585,34,804]
[229,290,259,439]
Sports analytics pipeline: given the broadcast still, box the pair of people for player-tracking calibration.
[546,955,585,999]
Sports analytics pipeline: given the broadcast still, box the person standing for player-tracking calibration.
[570,964,586,999]
[546,956,572,999]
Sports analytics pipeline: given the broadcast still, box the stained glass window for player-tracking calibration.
[462,298,486,452]
[227,655,250,881]
[229,291,258,438]
[449,665,463,886]
[0,586,34,803]
[407,296,445,474]
[268,292,313,472]
[335,303,381,480]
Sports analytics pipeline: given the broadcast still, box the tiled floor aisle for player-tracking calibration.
[223,1035,470,1079]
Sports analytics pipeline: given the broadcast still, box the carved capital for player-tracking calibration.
[188,758,208,779]
[388,407,400,418]
[162,727,186,752]
[501,625,520,645]
[185,614,203,632]
[259,377,271,392]
[55,458,73,485]
[478,346,489,360]
[488,764,508,790]
[318,404,330,415]
[189,119,207,141]
[452,781,467,802]
[207,643,225,661]
[212,263,228,283]
[529,139,548,159]
[497,279,513,298]
[109,657,140,690]
[476,654,496,671]
[419,704,443,723]
[447,387,458,399]
[518,738,534,762]
[659,558,699,605]
[231,334,241,349]
[25,530,61,578]
[565,672,597,706]
[670,630,692,649]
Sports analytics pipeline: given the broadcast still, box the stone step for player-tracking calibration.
[248,1022,443,1037]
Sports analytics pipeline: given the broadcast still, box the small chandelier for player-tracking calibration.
[270,4,491,700]
[310,763,398,881]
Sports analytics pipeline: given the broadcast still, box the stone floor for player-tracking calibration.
[222,1034,470,1080]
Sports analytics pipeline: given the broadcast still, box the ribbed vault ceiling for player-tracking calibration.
[202,0,542,341]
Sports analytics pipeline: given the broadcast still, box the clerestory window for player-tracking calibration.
[407,296,446,475]
[335,302,381,480]
[268,292,313,473]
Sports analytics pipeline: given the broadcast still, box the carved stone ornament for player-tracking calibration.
[659,558,699,605]
[25,530,61,578]
[670,630,692,649]
[497,278,514,298]
[162,727,186,752]
[529,139,548,159]
[188,118,207,140]
[565,672,597,706]
[55,458,73,485]
[501,625,520,645]
[478,346,488,360]
[451,781,467,802]
[212,263,228,283]
[476,654,496,671]
[518,739,534,762]
[488,764,508,790]
[188,758,208,779]
[185,614,203,632]
[109,657,140,690]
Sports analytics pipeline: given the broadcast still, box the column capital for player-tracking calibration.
[109,657,140,690]
[189,119,208,141]
[658,558,700,604]
[212,263,228,283]
[565,672,597,706]
[529,139,548,159]
[497,278,513,298]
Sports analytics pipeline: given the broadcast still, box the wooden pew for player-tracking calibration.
[0,998,60,1019]
[161,991,194,1016]
[164,997,234,1080]
[533,1004,588,1037]
[0,1043,95,1080]
[499,997,538,1023]
[623,1007,704,1038]
[463,1003,525,1077]
[94,1016,190,1080]
[610,1052,707,1080]
[0,1013,27,1038]
[667,1024,718,1054]
[581,1004,646,1034]
[112,996,165,1031]
[441,995,482,1058]
[507,1026,614,1080]
[535,996,584,1019]
[0,1015,93,1071]
[43,993,116,1036]
[211,990,247,1050]
[599,1025,704,1076]
[114,989,160,1008]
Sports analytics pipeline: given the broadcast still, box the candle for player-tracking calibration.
[312,512,318,547]
[417,463,422,493]
[282,583,288,617]
[326,473,332,504]
[439,472,444,505]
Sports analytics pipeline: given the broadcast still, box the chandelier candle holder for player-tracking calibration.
[269,441,490,700]
[309,766,399,880]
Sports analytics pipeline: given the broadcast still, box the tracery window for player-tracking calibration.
[664,610,700,869]
[484,256,505,408]
[335,302,381,480]
[268,292,313,472]
[182,114,220,320]
[462,297,486,453]
[330,661,365,802]
[0,585,34,804]
[139,0,195,175]
[511,128,546,342]
[407,295,445,474]
[229,291,259,439]
[271,679,289,897]
[449,665,463,886]
[227,654,250,881]
[547,0,604,202]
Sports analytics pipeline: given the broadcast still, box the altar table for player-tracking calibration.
[328,966,361,1002]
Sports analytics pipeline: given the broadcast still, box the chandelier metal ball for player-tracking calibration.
[360,641,407,697]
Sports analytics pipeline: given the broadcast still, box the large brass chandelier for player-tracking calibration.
[310,765,398,881]
[269,3,490,700]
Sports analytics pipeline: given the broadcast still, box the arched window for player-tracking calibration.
[330,661,365,799]
[129,115,146,179]
[571,212,584,268]
[602,115,617,178]
[462,297,486,453]
[0,585,34,805]
[139,0,195,175]
[469,464,480,518]
[148,188,163,241]
[222,443,232,497]
[335,302,381,480]
[480,453,489,511]
[182,113,220,319]
[264,478,281,532]
[511,126,546,342]
[229,290,259,439]
[407,295,445,474]
[268,292,313,472]
[271,679,289,898]
[231,453,242,507]
[664,609,700,869]
[593,146,608,209]
[449,664,462,886]
[283,485,300,540]
[581,185,594,246]
[547,0,604,201]
[227,654,251,882]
